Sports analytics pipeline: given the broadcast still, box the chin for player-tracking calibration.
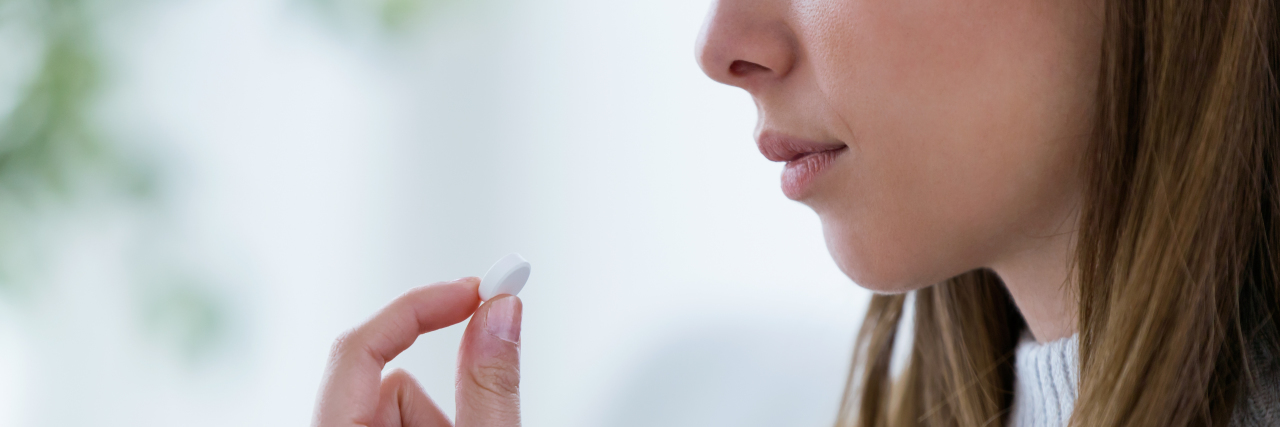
[821,219,942,294]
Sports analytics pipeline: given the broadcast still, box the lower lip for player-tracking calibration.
[781,147,847,199]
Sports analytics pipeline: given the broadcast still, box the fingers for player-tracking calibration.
[455,295,523,427]
[370,369,452,427]
[314,278,482,427]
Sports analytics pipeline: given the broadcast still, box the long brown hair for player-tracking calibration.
[835,0,1280,425]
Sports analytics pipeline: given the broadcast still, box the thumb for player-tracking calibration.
[456,295,522,427]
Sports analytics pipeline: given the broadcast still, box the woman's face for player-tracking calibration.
[697,0,1103,292]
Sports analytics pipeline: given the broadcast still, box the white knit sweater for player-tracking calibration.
[1009,332,1279,427]
[1009,333,1079,427]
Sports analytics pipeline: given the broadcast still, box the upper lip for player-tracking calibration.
[757,131,847,162]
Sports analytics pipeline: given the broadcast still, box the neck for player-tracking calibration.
[990,225,1080,343]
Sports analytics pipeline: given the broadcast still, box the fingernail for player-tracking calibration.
[485,296,521,344]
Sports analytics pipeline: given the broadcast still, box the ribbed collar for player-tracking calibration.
[1009,332,1080,427]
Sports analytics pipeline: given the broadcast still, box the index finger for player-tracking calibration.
[313,277,482,427]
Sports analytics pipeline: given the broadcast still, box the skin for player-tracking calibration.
[696,0,1104,342]
[313,278,523,427]
[313,1,1105,424]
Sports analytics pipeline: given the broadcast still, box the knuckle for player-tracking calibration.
[466,358,521,397]
[328,328,359,359]
[400,284,430,300]
[384,368,414,383]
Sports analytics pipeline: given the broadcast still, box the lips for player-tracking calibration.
[757,132,848,200]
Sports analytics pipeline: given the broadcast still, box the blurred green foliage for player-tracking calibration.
[141,275,230,363]
[0,0,441,365]
[0,0,145,299]
[0,0,222,367]
[308,0,458,35]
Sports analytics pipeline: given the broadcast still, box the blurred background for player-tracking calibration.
[0,0,871,425]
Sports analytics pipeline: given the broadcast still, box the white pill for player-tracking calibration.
[479,253,531,301]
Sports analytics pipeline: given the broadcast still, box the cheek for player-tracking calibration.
[800,0,1101,291]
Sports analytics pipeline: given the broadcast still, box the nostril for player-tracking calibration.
[729,60,772,77]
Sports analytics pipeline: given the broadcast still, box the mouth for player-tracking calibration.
[757,131,848,200]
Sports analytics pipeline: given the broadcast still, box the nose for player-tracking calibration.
[696,0,797,93]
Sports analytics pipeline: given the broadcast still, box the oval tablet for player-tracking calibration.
[479,253,531,301]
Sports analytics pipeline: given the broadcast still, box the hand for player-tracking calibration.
[312,277,523,427]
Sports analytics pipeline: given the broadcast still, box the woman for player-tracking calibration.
[311,0,1280,425]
